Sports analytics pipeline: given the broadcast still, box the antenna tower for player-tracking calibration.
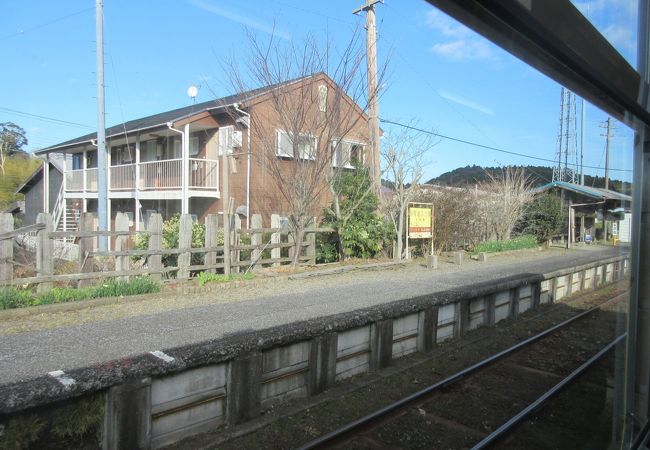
[552,87,579,183]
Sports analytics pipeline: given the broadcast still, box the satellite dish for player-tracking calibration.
[187,86,198,98]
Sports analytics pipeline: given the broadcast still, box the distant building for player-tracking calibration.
[15,154,64,226]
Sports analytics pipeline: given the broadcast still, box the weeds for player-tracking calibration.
[0,277,160,310]
[472,235,538,254]
[196,271,254,286]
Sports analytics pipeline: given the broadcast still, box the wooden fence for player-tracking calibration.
[0,212,334,292]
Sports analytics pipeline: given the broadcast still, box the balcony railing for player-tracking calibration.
[189,158,219,189]
[139,159,182,190]
[110,163,136,190]
[65,159,220,193]
[66,168,98,192]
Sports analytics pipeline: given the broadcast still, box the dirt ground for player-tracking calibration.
[173,282,628,450]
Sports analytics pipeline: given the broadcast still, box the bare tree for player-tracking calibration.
[479,166,534,241]
[381,124,436,260]
[225,30,384,264]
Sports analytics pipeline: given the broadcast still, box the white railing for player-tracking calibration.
[51,184,65,230]
[66,169,84,191]
[66,168,98,192]
[188,158,219,189]
[110,164,136,190]
[139,159,182,189]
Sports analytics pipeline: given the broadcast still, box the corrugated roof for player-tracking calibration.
[534,180,632,202]
[36,75,314,154]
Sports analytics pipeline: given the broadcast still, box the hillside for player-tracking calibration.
[0,153,41,212]
[426,165,632,195]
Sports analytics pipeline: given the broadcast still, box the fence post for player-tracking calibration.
[223,211,231,276]
[306,216,316,265]
[205,214,218,274]
[271,214,280,267]
[78,213,95,288]
[177,214,192,279]
[251,214,262,270]
[36,212,53,293]
[114,212,130,281]
[0,213,13,284]
[232,214,241,274]
[147,214,163,281]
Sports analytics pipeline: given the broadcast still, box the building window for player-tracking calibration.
[190,136,200,156]
[277,130,316,160]
[333,140,365,168]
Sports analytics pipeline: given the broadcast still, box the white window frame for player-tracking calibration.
[190,136,200,156]
[219,126,234,156]
[276,130,317,160]
[332,139,365,168]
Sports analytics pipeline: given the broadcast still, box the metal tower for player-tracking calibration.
[552,87,579,183]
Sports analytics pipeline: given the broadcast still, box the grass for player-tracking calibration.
[196,271,254,286]
[0,277,160,310]
[472,235,538,255]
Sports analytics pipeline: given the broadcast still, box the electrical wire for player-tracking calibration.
[0,107,94,130]
[380,118,632,173]
[0,7,94,42]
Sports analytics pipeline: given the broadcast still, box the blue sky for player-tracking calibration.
[0,0,637,183]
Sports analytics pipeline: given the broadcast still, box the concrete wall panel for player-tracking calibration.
[436,303,456,342]
[518,285,533,314]
[336,326,371,380]
[392,313,419,358]
[261,341,310,404]
[494,291,511,323]
[468,297,486,330]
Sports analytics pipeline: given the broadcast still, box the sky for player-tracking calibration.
[0,0,638,183]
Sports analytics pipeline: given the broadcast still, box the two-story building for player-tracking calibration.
[33,73,371,233]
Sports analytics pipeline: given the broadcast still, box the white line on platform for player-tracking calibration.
[47,370,76,388]
[150,350,175,363]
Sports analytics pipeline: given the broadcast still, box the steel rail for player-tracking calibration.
[472,333,626,449]
[298,293,625,450]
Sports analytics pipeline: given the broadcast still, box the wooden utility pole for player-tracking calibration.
[354,0,383,194]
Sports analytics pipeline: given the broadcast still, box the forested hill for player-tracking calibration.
[425,165,632,195]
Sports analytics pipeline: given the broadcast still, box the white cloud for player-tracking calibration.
[438,90,495,116]
[425,9,497,62]
[188,0,291,41]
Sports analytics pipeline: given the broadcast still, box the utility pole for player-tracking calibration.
[353,0,383,194]
[580,98,586,186]
[604,117,612,190]
[96,0,108,250]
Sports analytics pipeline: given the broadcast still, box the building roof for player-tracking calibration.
[36,75,316,154]
[3,201,24,215]
[15,153,65,195]
[534,180,632,202]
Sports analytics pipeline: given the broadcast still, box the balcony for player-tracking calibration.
[64,159,219,194]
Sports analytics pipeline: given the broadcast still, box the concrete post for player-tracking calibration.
[204,214,218,274]
[369,320,393,371]
[78,212,95,288]
[427,255,438,269]
[103,377,152,450]
[531,281,541,309]
[147,214,163,281]
[226,353,262,425]
[486,293,496,326]
[0,213,13,283]
[417,307,438,353]
[478,252,488,262]
[458,299,470,335]
[177,214,192,279]
[114,212,130,281]
[308,333,337,395]
[251,214,262,270]
[305,217,316,265]
[36,212,53,293]
[271,214,280,267]
[510,288,520,319]
[232,214,241,274]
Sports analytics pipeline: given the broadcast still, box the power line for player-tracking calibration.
[380,118,632,173]
[0,7,94,41]
[0,107,94,129]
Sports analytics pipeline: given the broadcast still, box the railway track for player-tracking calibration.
[298,291,627,450]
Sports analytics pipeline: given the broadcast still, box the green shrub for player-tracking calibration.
[50,395,104,440]
[91,277,160,298]
[473,235,537,254]
[0,288,33,310]
[514,193,563,243]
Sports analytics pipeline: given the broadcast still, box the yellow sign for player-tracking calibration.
[408,205,433,239]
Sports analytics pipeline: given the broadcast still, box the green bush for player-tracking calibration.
[514,193,564,243]
[0,277,160,310]
[473,235,538,254]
